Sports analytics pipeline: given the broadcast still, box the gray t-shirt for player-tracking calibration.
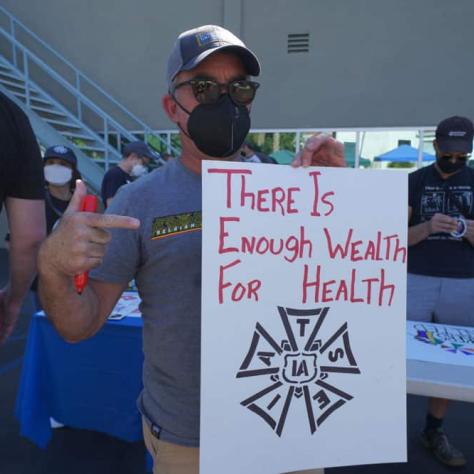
[91,158,202,446]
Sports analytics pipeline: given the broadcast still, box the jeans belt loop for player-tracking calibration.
[151,423,162,440]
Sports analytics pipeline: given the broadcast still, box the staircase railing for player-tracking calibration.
[0,6,178,166]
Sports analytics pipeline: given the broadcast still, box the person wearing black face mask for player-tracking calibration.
[37,24,344,474]
[407,115,474,467]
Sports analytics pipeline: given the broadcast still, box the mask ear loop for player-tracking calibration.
[170,92,194,141]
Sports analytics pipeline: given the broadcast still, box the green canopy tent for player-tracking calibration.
[270,149,295,165]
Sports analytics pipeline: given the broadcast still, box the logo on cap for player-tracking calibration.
[196,31,218,47]
[53,145,68,154]
[448,131,467,137]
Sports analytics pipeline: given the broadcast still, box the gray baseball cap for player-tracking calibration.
[123,141,160,161]
[166,25,260,87]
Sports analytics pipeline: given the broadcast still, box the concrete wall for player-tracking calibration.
[2,0,474,130]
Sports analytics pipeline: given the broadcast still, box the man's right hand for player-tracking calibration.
[427,213,458,235]
[38,180,140,278]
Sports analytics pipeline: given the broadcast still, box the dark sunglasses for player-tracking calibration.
[172,78,260,105]
[439,154,470,162]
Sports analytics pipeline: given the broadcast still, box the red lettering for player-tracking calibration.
[324,227,353,259]
[364,241,376,260]
[208,168,252,208]
[350,240,363,262]
[394,239,407,263]
[302,264,320,304]
[231,283,246,301]
[322,280,335,302]
[335,280,348,300]
[256,189,270,212]
[271,187,286,214]
[361,277,379,305]
[241,174,255,209]
[310,171,322,217]
[321,191,335,216]
[350,269,364,303]
[218,217,239,254]
[287,187,300,214]
[241,236,256,253]
[378,268,395,306]
[218,259,241,304]
[247,280,262,301]
[310,171,335,217]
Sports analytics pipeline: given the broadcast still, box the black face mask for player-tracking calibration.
[436,156,467,174]
[174,94,250,158]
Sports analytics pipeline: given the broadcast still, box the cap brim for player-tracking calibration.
[181,44,260,77]
[437,138,473,154]
[44,153,76,163]
[143,151,159,161]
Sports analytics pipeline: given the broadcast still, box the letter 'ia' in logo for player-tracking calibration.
[236,307,360,437]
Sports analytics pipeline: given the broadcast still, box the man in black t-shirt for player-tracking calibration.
[408,116,474,467]
[0,92,46,345]
[101,141,159,208]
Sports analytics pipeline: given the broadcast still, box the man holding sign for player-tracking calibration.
[38,25,343,474]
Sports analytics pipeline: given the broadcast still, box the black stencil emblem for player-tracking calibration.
[237,307,361,436]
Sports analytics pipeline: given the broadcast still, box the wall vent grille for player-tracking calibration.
[287,33,310,53]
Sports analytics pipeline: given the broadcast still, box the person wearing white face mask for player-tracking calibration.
[100,140,159,208]
[27,145,82,310]
[43,145,81,231]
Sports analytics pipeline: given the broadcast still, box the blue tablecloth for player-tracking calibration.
[15,311,144,448]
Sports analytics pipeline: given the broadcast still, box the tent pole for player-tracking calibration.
[355,131,361,168]
[417,129,424,168]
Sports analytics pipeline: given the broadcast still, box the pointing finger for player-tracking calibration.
[83,213,140,230]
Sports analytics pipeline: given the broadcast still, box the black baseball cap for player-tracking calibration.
[123,141,160,161]
[44,145,77,167]
[166,25,260,86]
[435,116,474,154]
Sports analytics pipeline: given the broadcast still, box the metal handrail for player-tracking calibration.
[0,5,178,155]
[0,29,132,166]
[0,54,122,166]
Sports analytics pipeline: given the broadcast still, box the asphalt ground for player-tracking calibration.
[0,249,472,474]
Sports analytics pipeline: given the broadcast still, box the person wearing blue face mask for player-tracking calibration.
[407,116,474,467]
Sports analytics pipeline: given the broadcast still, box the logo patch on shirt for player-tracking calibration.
[151,212,202,240]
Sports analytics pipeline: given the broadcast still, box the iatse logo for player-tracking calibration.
[237,306,360,436]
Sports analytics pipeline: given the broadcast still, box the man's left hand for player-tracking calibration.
[291,133,346,168]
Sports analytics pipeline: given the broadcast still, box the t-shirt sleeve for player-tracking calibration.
[8,101,44,199]
[90,185,140,284]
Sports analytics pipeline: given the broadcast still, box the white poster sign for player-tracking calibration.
[201,162,407,474]
[407,320,474,367]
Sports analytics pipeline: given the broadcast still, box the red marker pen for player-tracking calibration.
[74,195,98,295]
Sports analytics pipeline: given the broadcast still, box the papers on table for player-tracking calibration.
[108,291,142,319]
[407,320,474,368]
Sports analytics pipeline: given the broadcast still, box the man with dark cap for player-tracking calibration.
[37,25,343,473]
[407,116,474,467]
[100,140,159,208]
